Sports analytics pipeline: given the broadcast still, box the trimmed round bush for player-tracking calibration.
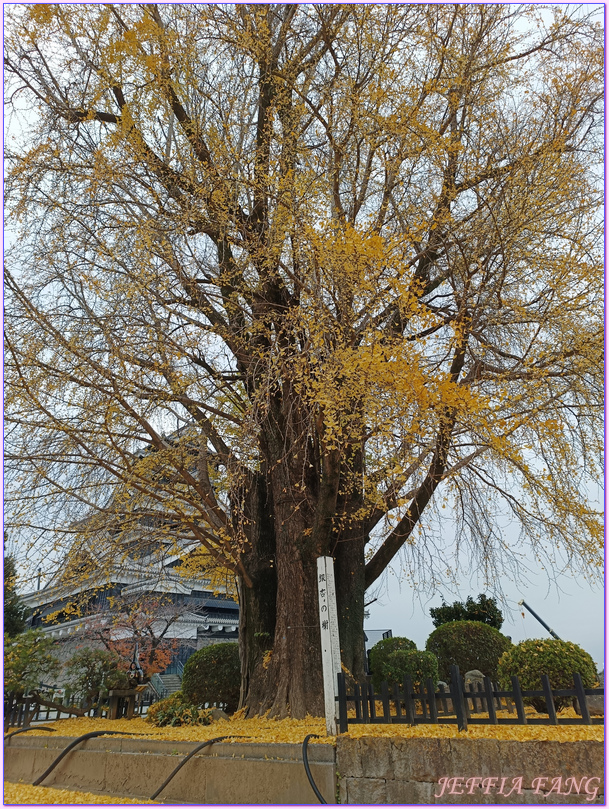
[497,639,597,711]
[425,620,512,682]
[182,642,240,713]
[369,636,416,690]
[383,649,439,689]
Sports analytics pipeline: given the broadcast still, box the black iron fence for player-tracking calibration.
[336,665,603,733]
[4,689,158,731]
[4,695,39,731]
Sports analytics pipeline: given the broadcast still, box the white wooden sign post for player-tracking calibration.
[317,555,341,735]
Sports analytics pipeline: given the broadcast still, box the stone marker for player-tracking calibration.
[208,707,230,721]
[464,669,485,687]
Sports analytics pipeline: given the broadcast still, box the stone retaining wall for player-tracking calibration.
[336,737,604,804]
[6,733,603,804]
[4,735,337,804]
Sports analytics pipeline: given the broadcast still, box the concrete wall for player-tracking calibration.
[336,737,604,804]
[6,732,603,804]
[5,735,337,804]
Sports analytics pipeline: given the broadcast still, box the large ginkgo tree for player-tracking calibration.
[5,4,603,717]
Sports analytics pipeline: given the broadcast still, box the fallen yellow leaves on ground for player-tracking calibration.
[22,715,334,744]
[345,723,603,743]
[4,782,156,804]
[21,712,602,745]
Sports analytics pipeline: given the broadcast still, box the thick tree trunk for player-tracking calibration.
[334,446,367,682]
[238,405,366,718]
[334,525,366,682]
[240,547,325,717]
[265,548,324,718]
[241,532,365,718]
[237,470,277,713]
[250,454,325,718]
[239,505,366,716]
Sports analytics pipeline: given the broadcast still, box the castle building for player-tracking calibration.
[21,533,239,682]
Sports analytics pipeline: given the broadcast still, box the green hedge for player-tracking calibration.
[182,642,240,713]
[383,649,439,689]
[368,636,416,690]
[497,639,597,711]
[425,620,512,681]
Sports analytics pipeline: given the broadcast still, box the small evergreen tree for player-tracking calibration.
[4,629,59,696]
[430,594,503,630]
[383,650,439,689]
[368,636,417,691]
[66,648,129,705]
[4,554,27,637]
[497,639,597,711]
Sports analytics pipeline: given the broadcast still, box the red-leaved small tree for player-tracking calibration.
[82,592,189,676]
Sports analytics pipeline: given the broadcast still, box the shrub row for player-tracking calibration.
[367,626,597,701]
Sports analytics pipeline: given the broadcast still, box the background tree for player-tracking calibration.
[66,648,129,706]
[383,650,439,691]
[368,636,417,691]
[4,554,27,637]
[4,630,60,697]
[430,594,503,630]
[80,591,185,676]
[497,639,597,711]
[5,5,603,717]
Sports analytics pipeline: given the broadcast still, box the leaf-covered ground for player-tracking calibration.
[19,710,603,744]
[5,713,602,804]
[4,782,156,804]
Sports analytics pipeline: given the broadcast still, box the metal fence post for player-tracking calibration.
[540,675,558,724]
[403,676,416,725]
[427,678,438,723]
[380,680,391,723]
[573,673,591,724]
[511,676,527,724]
[483,677,497,724]
[450,665,468,731]
[337,671,348,734]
